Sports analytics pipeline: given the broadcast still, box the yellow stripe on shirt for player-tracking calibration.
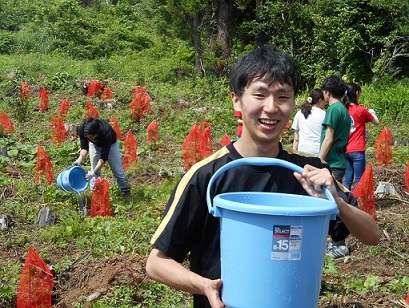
[150,146,231,244]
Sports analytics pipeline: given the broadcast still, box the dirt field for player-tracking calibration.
[1,164,408,307]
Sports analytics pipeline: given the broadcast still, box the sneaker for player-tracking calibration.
[121,188,131,202]
[325,241,333,253]
[326,244,349,259]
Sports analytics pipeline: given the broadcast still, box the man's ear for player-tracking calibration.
[231,92,241,112]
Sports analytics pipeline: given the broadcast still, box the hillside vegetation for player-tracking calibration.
[0,0,408,307]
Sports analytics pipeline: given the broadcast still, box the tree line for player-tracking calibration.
[0,0,408,88]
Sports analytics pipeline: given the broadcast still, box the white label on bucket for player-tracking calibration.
[271,225,303,261]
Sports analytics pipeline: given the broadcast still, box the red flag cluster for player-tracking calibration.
[91,178,112,217]
[130,86,152,121]
[109,116,123,141]
[51,117,66,144]
[87,79,104,98]
[20,81,30,100]
[86,102,100,119]
[35,144,53,185]
[374,126,393,166]
[200,120,213,158]
[123,130,138,171]
[38,88,50,111]
[220,134,231,146]
[57,99,70,121]
[17,247,53,308]
[352,162,377,220]
[280,120,292,139]
[0,111,14,135]
[101,85,113,100]
[181,120,213,171]
[147,119,159,142]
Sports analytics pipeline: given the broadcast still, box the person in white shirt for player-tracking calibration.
[292,89,326,156]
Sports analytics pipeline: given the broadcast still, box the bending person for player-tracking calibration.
[74,117,130,201]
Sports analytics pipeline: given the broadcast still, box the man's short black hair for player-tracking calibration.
[229,45,301,98]
[321,75,347,99]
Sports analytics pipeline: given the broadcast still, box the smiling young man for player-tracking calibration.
[146,45,380,308]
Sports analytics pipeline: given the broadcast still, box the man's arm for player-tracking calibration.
[333,196,380,245]
[318,126,334,161]
[146,248,224,308]
[293,165,381,245]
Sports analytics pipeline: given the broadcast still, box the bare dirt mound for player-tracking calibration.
[53,254,146,307]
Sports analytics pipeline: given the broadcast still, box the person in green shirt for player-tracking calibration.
[318,75,351,259]
[319,75,350,183]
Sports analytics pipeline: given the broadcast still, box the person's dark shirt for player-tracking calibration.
[151,142,354,307]
[78,119,117,162]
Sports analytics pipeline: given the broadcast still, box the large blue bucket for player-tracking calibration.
[57,166,88,193]
[206,158,338,308]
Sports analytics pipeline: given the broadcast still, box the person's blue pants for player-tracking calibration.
[89,141,129,191]
[344,151,366,190]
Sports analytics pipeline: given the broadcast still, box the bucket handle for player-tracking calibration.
[63,165,74,171]
[206,157,335,215]
[61,165,80,173]
[59,165,87,182]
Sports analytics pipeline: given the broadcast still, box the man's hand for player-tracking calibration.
[293,164,338,199]
[86,170,96,181]
[204,278,224,308]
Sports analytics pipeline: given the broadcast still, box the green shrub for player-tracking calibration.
[13,25,53,54]
[0,30,15,54]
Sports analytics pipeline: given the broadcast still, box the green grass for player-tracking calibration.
[0,51,408,307]
[0,50,230,307]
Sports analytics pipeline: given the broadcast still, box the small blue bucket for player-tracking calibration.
[57,166,88,193]
[206,158,339,308]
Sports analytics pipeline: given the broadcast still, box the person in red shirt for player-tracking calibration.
[344,83,379,190]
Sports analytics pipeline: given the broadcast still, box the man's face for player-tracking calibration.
[232,78,295,144]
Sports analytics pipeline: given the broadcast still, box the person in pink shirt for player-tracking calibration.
[343,83,379,190]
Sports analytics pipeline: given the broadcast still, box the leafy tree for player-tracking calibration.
[155,0,256,76]
[0,0,408,84]
[310,0,408,82]
[232,0,409,87]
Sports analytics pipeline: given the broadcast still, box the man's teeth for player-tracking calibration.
[260,119,277,125]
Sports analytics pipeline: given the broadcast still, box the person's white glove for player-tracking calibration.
[73,157,84,166]
[368,108,376,115]
[86,170,96,181]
